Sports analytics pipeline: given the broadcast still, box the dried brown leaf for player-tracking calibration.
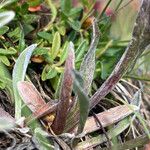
[83,105,138,133]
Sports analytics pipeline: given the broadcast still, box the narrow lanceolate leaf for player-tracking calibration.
[17,81,57,120]
[90,0,150,109]
[51,42,75,134]
[72,70,90,134]
[82,105,138,134]
[12,44,37,120]
[64,19,100,133]
[80,19,100,94]
[51,32,61,60]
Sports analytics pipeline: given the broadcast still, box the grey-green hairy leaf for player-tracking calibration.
[0,11,15,28]
[12,44,37,120]
[80,19,100,94]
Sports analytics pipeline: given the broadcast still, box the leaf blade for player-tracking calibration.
[72,70,90,134]
[12,44,37,120]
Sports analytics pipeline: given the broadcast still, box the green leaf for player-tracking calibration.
[0,62,14,102]
[51,32,61,59]
[61,0,72,15]
[43,0,57,31]
[72,70,90,134]
[75,40,87,62]
[68,7,82,17]
[27,0,43,7]
[0,48,17,55]
[46,0,57,23]
[56,25,66,36]
[0,76,14,102]
[80,0,89,6]
[33,47,49,55]
[18,30,26,52]
[42,65,58,81]
[0,81,5,89]
[68,20,81,31]
[0,55,10,66]
[54,74,63,99]
[100,58,116,79]
[23,14,39,24]
[0,61,11,81]
[12,44,37,120]
[37,32,53,43]
[22,24,34,35]
[8,27,20,38]
[56,41,69,66]
[0,26,9,35]
[34,128,54,150]
[68,30,77,41]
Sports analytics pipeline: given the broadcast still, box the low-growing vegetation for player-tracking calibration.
[0,0,150,149]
